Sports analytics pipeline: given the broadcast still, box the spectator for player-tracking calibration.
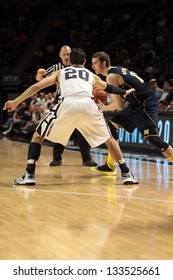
[158,100,169,112]
[164,78,173,105]
[2,101,30,136]
[159,81,169,101]
[167,101,173,111]
[20,103,50,138]
[145,64,155,80]
[149,78,164,100]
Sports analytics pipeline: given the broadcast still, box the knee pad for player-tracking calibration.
[147,136,169,151]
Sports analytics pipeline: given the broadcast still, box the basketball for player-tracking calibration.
[92,87,107,104]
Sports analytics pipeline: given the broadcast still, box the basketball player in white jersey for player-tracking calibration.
[3,48,138,186]
[36,45,97,167]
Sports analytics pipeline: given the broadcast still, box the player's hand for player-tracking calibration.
[123,88,135,98]
[38,68,46,75]
[97,100,107,111]
[3,100,18,112]
[36,68,46,81]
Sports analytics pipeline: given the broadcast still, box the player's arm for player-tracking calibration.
[98,73,123,112]
[35,65,57,81]
[93,74,134,96]
[98,94,123,112]
[35,68,47,81]
[3,72,60,112]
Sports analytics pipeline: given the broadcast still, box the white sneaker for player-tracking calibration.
[122,173,139,185]
[13,170,36,186]
[2,123,13,135]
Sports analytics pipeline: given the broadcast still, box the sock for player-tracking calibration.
[118,159,125,164]
[118,162,129,173]
[26,142,41,174]
[106,151,116,170]
[26,163,36,174]
[168,154,173,162]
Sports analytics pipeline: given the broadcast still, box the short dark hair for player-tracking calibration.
[70,48,86,64]
[167,78,173,87]
[92,51,111,67]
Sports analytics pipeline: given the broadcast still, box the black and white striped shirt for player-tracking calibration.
[44,63,65,77]
[44,63,65,96]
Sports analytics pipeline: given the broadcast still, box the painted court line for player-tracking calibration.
[1,187,173,203]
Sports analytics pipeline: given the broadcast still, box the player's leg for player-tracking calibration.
[93,107,135,175]
[147,136,173,162]
[162,146,173,163]
[75,129,97,166]
[49,143,64,166]
[13,104,63,185]
[98,121,119,174]
[135,109,173,164]
[77,103,138,185]
[13,131,44,186]
[105,137,139,185]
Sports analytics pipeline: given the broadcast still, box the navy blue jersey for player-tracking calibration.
[108,66,158,109]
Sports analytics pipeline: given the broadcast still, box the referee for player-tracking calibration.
[35,45,97,167]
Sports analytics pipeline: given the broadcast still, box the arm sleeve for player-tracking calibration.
[104,83,126,95]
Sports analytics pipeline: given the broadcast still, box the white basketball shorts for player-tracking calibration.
[36,96,111,148]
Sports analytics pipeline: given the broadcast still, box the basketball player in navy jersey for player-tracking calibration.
[91,51,173,175]
[4,48,138,186]
[36,45,97,167]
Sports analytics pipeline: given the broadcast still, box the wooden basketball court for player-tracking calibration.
[0,138,173,260]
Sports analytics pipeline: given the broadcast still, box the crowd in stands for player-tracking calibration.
[25,0,173,83]
[1,91,55,140]
[1,0,173,142]
[155,78,173,111]
[1,0,173,81]
[0,0,48,74]
[145,77,173,112]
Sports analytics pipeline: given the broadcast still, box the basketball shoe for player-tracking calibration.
[13,170,36,186]
[49,160,62,166]
[83,159,97,166]
[122,173,139,185]
[91,162,116,175]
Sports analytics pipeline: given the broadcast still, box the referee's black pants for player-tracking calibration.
[53,129,92,163]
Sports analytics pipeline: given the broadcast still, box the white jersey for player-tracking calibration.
[37,65,111,148]
[59,66,94,98]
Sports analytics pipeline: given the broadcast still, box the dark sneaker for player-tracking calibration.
[13,170,36,186]
[49,160,62,166]
[91,163,116,175]
[83,159,97,166]
[122,173,139,185]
